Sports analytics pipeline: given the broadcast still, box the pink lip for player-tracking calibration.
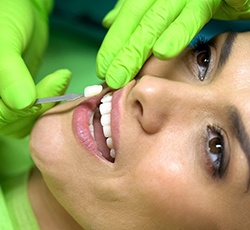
[72,88,123,162]
[72,94,102,157]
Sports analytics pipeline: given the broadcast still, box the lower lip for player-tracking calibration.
[72,95,102,157]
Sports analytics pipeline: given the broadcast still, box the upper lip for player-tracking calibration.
[109,80,138,156]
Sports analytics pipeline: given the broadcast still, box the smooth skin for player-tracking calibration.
[30,31,250,229]
[97,0,250,88]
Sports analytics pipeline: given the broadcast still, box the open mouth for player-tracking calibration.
[89,92,115,163]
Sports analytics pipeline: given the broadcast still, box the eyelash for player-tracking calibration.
[205,125,227,178]
[190,36,214,81]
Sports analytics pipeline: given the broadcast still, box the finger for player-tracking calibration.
[0,116,36,138]
[102,0,127,28]
[0,0,36,109]
[22,11,48,76]
[0,99,39,124]
[96,0,157,80]
[0,101,41,138]
[36,69,71,98]
[104,0,185,88]
[225,0,250,10]
[0,52,36,109]
[153,1,221,59]
[0,106,40,138]
[35,69,72,113]
[0,69,71,138]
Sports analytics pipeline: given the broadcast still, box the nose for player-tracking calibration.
[131,76,209,133]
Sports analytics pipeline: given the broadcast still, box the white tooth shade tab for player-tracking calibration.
[84,85,103,97]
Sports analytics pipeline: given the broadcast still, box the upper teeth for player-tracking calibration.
[89,92,116,160]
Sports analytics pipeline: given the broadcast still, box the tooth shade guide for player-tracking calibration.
[84,85,103,97]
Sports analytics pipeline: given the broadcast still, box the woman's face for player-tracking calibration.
[30,32,250,229]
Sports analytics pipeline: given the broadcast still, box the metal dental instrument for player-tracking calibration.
[0,94,84,105]
[35,85,104,104]
[0,85,104,105]
[35,94,84,104]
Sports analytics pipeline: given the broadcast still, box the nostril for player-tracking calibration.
[136,100,143,117]
[131,76,167,133]
[134,99,159,134]
[134,97,165,134]
[132,99,144,127]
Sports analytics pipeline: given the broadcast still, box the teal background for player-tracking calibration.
[35,0,117,93]
[35,25,103,94]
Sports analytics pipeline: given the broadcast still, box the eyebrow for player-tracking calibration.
[218,32,250,192]
[217,32,238,71]
[226,106,250,192]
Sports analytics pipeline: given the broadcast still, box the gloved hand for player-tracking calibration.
[0,69,71,138]
[0,0,53,110]
[97,0,250,89]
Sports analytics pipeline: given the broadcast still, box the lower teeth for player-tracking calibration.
[110,149,116,158]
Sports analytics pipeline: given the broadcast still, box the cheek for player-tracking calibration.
[133,152,189,212]
[30,113,90,225]
[29,103,76,178]
[130,147,217,229]
[30,113,59,167]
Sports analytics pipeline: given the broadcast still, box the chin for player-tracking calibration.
[29,101,76,172]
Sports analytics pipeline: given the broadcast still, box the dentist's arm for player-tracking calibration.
[96,0,250,89]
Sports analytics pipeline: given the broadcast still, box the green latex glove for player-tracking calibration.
[96,0,250,89]
[0,0,53,110]
[0,69,71,138]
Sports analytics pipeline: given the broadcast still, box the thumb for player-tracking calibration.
[0,52,36,110]
[36,69,72,113]
[0,69,71,138]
